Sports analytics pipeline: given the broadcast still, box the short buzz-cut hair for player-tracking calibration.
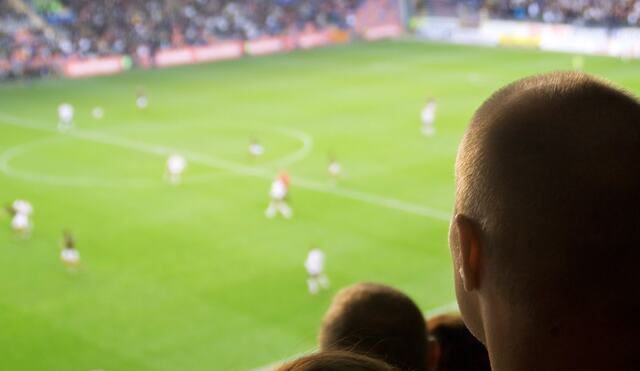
[456,72,640,311]
[319,282,428,371]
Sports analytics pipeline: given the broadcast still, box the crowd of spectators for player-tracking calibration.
[418,0,640,27]
[0,0,360,79]
[46,0,359,58]
[486,0,640,26]
[278,282,491,371]
[0,1,60,78]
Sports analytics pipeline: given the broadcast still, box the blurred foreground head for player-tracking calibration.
[277,350,398,371]
[427,313,490,371]
[319,282,428,371]
[451,71,640,371]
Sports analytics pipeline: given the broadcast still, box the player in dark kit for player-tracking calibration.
[61,230,80,271]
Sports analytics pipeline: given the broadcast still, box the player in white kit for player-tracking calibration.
[265,171,292,219]
[12,199,33,217]
[9,199,33,237]
[305,247,329,295]
[58,103,74,132]
[165,154,187,185]
[60,230,80,271]
[421,98,437,137]
[136,89,149,110]
[11,213,31,237]
[328,155,342,180]
[249,138,264,159]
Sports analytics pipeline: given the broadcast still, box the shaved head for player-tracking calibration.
[451,72,640,370]
[457,72,640,303]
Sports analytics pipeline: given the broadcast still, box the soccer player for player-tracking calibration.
[57,102,74,132]
[165,154,187,185]
[421,98,437,137]
[328,155,342,180]
[305,246,329,295]
[12,199,33,217]
[9,199,33,237]
[248,138,264,158]
[11,212,31,237]
[60,230,80,271]
[136,88,148,110]
[265,171,292,219]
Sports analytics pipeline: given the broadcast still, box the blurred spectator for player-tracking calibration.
[417,0,640,27]
[277,350,399,371]
[37,0,358,55]
[319,282,431,371]
[427,313,491,371]
[0,1,59,79]
[0,0,360,80]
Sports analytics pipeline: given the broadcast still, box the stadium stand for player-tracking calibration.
[354,0,404,38]
[3,0,639,80]
[0,0,60,78]
[0,0,368,80]
[42,0,358,56]
[417,0,640,27]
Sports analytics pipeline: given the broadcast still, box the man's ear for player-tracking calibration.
[454,214,483,292]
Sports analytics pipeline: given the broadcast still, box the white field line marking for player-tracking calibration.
[250,301,459,371]
[268,127,314,169]
[0,113,452,221]
[0,143,238,188]
[293,177,451,221]
[0,133,241,188]
[97,122,314,170]
[0,136,156,188]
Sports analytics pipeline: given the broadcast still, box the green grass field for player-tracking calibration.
[0,40,638,371]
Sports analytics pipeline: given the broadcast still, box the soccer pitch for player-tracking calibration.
[0,40,638,371]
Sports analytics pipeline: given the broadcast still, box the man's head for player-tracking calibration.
[451,72,640,351]
[277,351,398,371]
[319,282,429,371]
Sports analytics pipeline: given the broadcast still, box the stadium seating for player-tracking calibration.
[0,0,361,79]
[3,0,640,80]
[420,0,640,27]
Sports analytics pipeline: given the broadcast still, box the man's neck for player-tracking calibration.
[485,308,635,371]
